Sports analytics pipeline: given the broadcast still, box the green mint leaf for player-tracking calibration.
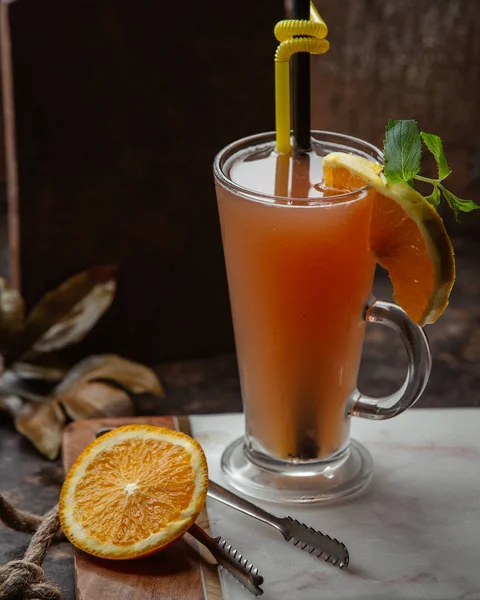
[383,118,478,225]
[383,120,422,183]
[420,132,451,181]
[441,188,459,221]
[424,185,441,208]
[441,187,480,222]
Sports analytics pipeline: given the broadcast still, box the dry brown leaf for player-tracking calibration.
[57,381,133,421]
[8,267,116,365]
[55,354,164,421]
[12,361,67,382]
[0,268,167,460]
[14,399,66,460]
[0,394,24,415]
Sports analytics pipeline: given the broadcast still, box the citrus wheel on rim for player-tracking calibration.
[322,152,455,325]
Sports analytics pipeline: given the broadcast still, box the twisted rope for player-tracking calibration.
[0,493,63,599]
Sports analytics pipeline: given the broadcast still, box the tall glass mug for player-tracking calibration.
[213,131,431,504]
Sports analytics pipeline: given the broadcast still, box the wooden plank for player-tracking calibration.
[309,0,480,235]
[8,0,283,365]
[0,4,17,284]
[62,415,223,600]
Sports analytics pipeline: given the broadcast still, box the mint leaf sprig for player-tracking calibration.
[383,119,480,221]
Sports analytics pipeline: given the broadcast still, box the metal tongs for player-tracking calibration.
[189,523,264,595]
[208,480,349,568]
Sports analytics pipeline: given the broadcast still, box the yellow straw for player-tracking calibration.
[274,2,330,154]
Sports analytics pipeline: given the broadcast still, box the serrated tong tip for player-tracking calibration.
[284,517,349,568]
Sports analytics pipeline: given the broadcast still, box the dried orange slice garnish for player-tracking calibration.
[59,424,208,559]
[322,152,455,325]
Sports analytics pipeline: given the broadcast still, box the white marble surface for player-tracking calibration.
[190,409,480,600]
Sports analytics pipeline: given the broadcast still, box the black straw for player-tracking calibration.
[292,0,311,153]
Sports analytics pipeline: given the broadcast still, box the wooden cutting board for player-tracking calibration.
[62,416,224,600]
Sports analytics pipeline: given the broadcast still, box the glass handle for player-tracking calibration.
[351,299,432,420]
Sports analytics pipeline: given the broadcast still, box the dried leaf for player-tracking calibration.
[90,378,169,415]
[0,278,25,355]
[57,380,134,421]
[0,369,55,401]
[0,394,25,416]
[14,399,66,460]
[12,360,68,382]
[55,354,164,421]
[7,266,116,364]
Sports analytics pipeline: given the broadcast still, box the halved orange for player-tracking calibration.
[59,425,208,560]
[322,152,455,325]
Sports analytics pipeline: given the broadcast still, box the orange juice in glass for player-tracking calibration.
[213,131,432,503]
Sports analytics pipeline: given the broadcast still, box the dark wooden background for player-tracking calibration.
[1,0,479,368]
[4,0,284,365]
[310,0,480,236]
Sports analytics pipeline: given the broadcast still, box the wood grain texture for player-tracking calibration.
[0,5,16,284]
[311,1,480,141]
[8,0,283,365]
[309,0,480,235]
[62,416,222,600]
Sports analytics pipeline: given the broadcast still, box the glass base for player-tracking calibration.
[220,437,373,504]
